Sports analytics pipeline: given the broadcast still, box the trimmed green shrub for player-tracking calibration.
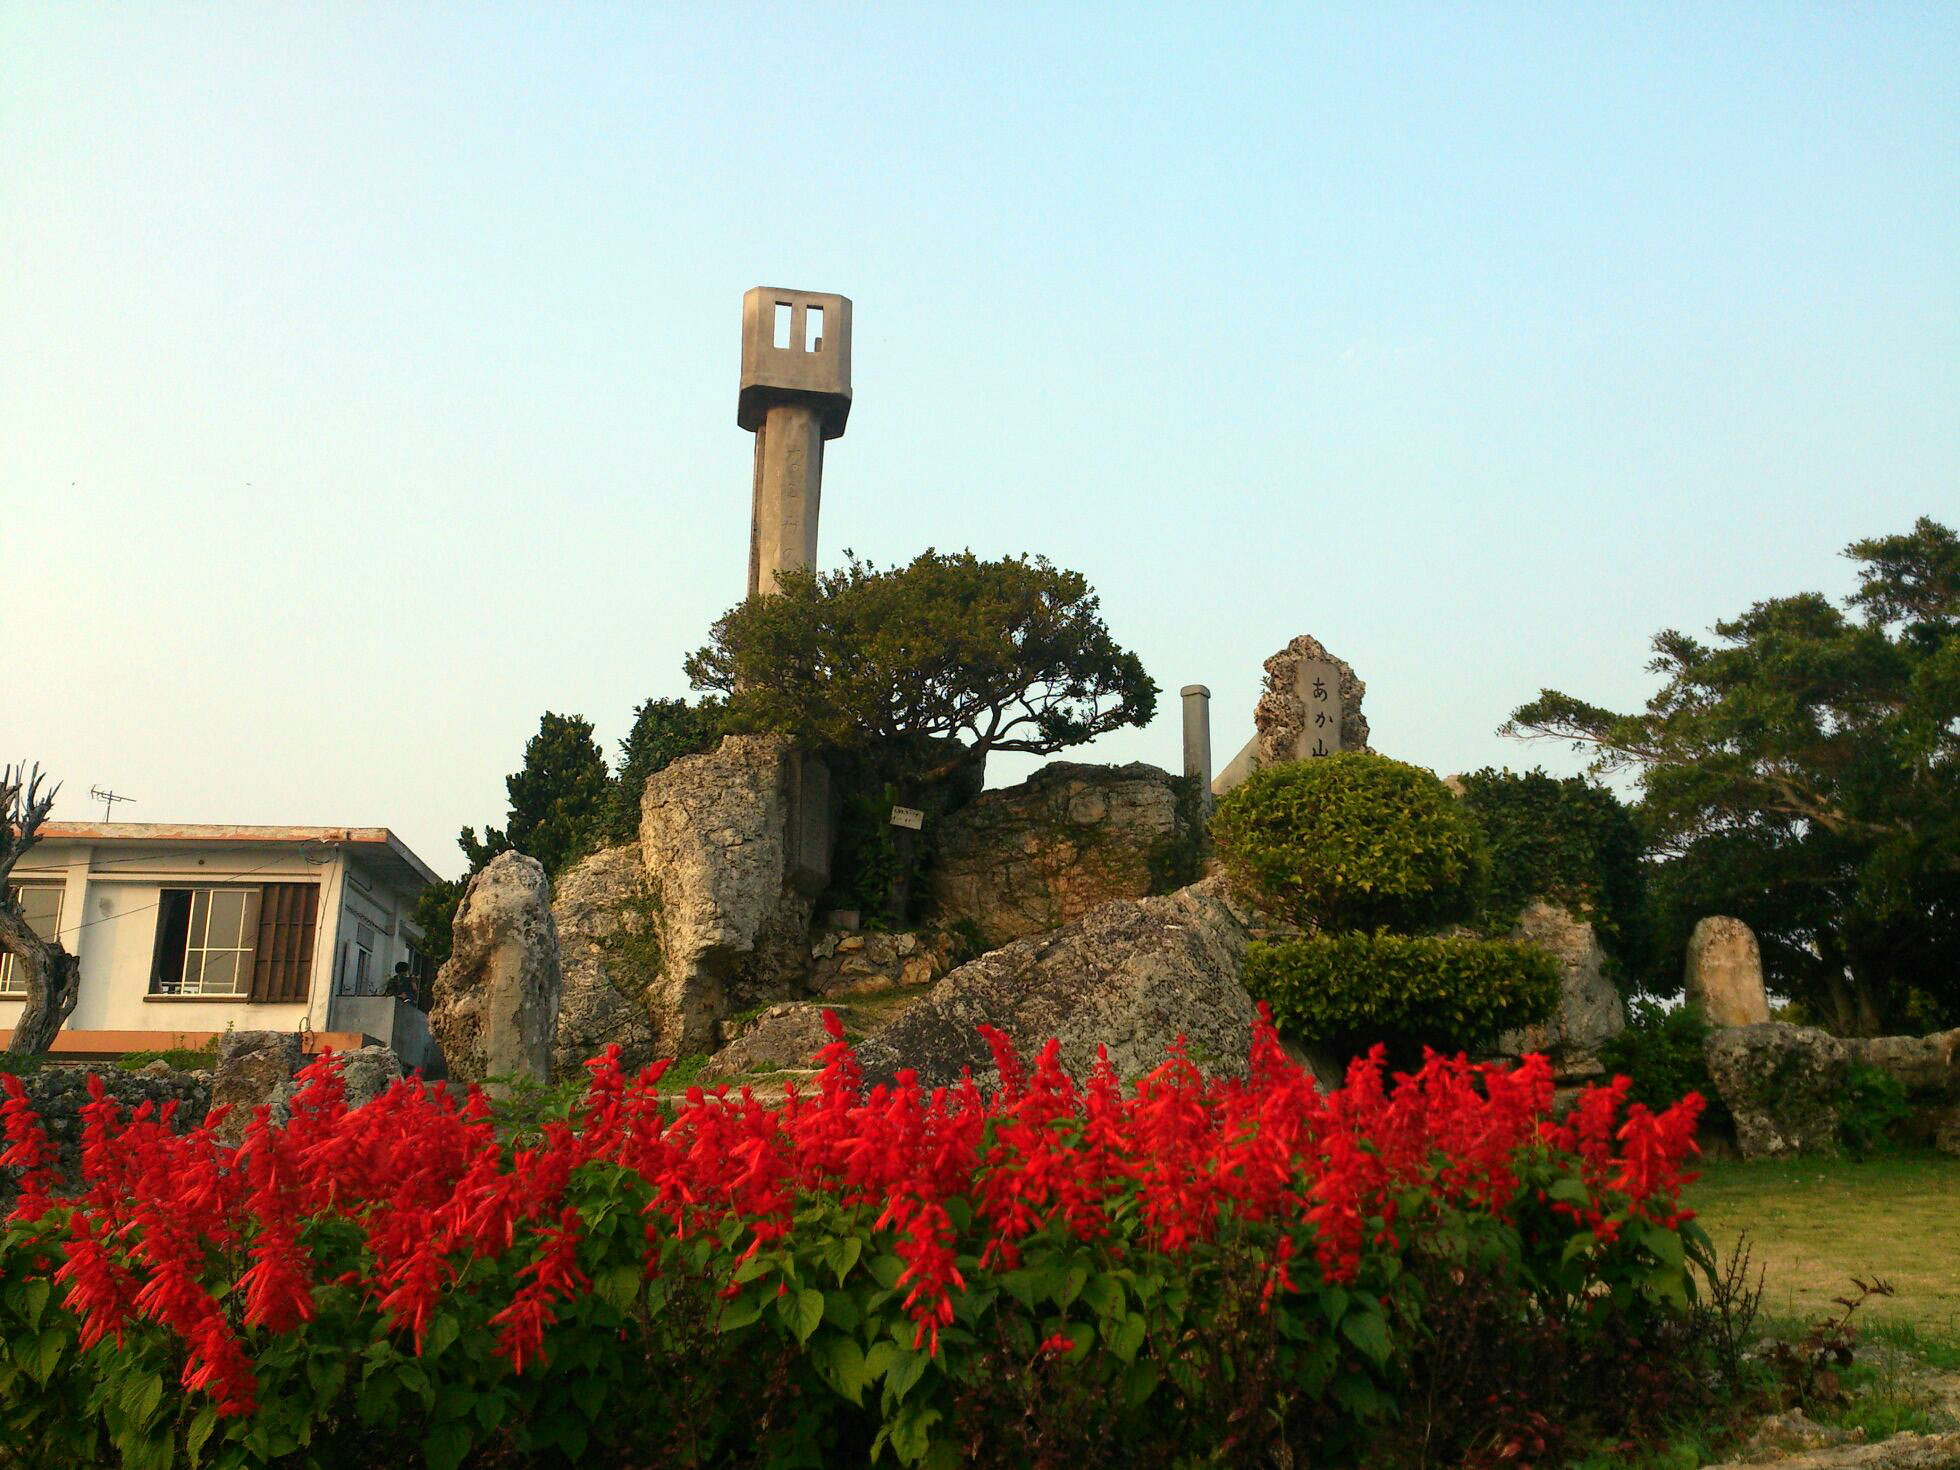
[1242,932,1558,1056]
[1453,767,1647,960]
[1212,753,1487,933]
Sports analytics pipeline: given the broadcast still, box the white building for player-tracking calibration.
[0,823,442,1069]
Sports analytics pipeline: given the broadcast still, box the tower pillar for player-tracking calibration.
[748,402,827,596]
[739,287,852,599]
[1180,684,1214,815]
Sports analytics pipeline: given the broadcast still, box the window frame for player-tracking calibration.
[149,886,261,998]
[145,882,320,1003]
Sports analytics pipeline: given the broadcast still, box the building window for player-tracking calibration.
[151,889,260,996]
[0,883,65,996]
[354,921,376,993]
[148,883,319,1002]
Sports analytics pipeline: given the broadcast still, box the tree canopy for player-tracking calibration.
[1503,517,1960,1033]
[684,550,1157,786]
[460,711,612,879]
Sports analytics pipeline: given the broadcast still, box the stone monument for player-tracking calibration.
[1212,634,1370,797]
[1684,915,1771,1027]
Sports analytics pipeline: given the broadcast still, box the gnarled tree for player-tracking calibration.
[2,763,82,1056]
[685,550,1157,786]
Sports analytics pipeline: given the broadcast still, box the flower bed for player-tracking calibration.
[0,1010,1705,1469]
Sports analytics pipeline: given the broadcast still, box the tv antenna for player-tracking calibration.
[89,786,136,821]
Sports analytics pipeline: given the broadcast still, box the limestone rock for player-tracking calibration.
[430,852,562,1087]
[550,845,659,1077]
[1253,634,1370,768]
[928,761,1193,951]
[1935,1105,1960,1158]
[638,734,816,1056]
[335,1045,405,1109]
[1495,900,1626,1077]
[1704,1023,1851,1159]
[1685,916,1771,1027]
[1705,1429,1960,1469]
[856,877,1257,1090]
[809,928,954,997]
[703,1002,835,1078]
[210,1031,304,1145]
[1845,1029,1960,1098]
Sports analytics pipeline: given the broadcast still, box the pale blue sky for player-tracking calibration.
[5,5,1955,876]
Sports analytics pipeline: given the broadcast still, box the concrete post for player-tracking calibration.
[739,287,852,598]
[748,403,826,596]
[1180,684,1213,814]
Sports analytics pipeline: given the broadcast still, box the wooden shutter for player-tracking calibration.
[249,883,319,1003]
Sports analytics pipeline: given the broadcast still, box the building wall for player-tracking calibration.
[1,839,424,1044]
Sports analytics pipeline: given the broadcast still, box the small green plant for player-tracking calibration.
[1837,1063,1912,1158]
[1690,1232,1766,1396]
[1763,1277,1896,1411]
[1599,999,1731,1132]
[1242,932,1557,1059]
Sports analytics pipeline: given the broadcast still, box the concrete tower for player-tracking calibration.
[739,287,852,597]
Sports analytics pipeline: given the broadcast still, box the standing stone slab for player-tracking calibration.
[430,852,562,1087]
[638,734,816,1057]
[550,845,659,1078]
[1495,900,1626,1077]
[210,1031,305,1145]
[1685,916,1771,1027]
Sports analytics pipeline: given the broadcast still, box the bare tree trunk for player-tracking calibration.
[0,908,80,1056]
[1,761,80,1056]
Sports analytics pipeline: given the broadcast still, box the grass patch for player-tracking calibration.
[114,1046,216,1073]
[1685,1152,1960,1337]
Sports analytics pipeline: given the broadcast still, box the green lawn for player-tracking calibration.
[1685,1152,1960,1338]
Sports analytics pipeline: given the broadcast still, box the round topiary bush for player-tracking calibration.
[1211,752,1487,933]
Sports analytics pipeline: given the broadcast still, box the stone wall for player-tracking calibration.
[1704,1022,1960,1159]
[1,1066,210,1198]
[926,761,1196,952]
[808,927,956,998]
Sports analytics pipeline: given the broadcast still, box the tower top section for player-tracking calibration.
[738,287,852,438]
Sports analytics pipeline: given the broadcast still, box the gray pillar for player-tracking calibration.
[1180,684,1213,812]
[748,402,826,597]
[738,286,851,599]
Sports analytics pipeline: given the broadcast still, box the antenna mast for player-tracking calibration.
[88,786,135,821]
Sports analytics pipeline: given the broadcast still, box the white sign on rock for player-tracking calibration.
[888,805,925,830]
[1296,658,1344,758]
